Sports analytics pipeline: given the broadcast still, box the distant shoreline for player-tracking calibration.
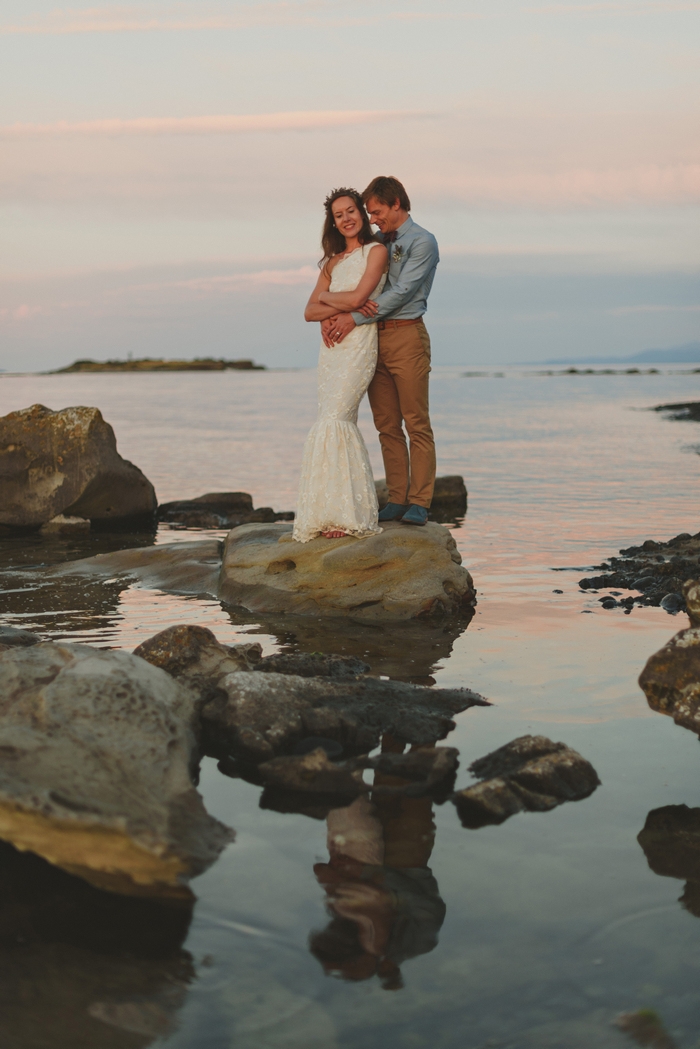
[48,357,266,374]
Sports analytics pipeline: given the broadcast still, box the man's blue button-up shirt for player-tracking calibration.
[352,215,439,327]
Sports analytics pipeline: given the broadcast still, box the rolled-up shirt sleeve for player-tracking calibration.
[352,234,439,326]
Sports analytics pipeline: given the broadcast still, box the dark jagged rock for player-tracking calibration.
[0,404,157,529]
[453,735,600,828]
[132,626,486,763]
[254,652,370,678]
[574,531,700,612]
[200,670,488,764]
[638,586,700,734]
[654,400,700,422]
[158,491,294,530]
[638,805,700,918]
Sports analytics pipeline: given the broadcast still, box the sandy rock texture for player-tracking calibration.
[638,582,700,734]
[453,735,600,828]
[0,404,156,529]
[0,641,232,897]
[219,520,476,620]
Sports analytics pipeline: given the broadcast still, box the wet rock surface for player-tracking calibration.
[638,589,700,734]
[158,490,294,530]
[0,404,157,530]
[0,625,41,648]
[199,668,488,764]
[255,651,370,678]
[219,520,476,620]
[575,530,700,613]
[654,400,700,422]
[453,735,601,828]
[132,625,473,764]
[0,841,194,1049]
[0,641,232,897]
[50,539,224,596]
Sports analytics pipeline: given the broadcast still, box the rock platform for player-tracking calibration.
[51,520,476,621]
[219,520,475,620]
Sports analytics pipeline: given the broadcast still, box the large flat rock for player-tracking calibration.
[219,520,475,620]
[0,642,232,897]
[0,403,156,529]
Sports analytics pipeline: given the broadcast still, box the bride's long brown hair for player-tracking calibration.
[319,187,376,272]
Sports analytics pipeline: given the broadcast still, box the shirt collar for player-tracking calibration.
[394,216,414,240]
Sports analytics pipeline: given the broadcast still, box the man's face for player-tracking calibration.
[365,196,404,234]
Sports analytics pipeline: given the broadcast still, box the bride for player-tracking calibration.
[293,188,388,543]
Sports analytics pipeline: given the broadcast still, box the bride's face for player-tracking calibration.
[332,197,364,240]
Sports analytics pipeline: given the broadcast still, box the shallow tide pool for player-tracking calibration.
[1,366,700,1049]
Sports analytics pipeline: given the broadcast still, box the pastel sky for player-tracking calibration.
[1,0,699,369]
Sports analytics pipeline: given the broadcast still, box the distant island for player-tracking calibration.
[527,340,700,367]
[51,357,266,374]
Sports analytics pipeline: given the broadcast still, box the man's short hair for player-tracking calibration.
[362,176,411,212]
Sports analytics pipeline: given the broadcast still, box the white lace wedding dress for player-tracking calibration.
[293,243,387,543]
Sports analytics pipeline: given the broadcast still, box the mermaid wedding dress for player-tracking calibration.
[293,243,387,543]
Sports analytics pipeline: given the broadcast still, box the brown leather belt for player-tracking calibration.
[378,318,423,331]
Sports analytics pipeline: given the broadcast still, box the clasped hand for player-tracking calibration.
[321,300,378,348]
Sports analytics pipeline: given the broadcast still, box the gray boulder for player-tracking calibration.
[0,403,156,528]
[0,641,232,897]
[453,735,600,828]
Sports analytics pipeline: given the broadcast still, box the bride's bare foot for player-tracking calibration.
[321,530,347,539]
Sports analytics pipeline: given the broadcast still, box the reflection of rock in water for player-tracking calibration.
[0,526,157,638]
[638,805,700,916]
[0,841,194,1048]
[225,608,475,684]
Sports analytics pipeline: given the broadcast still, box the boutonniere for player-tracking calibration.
[392,244,404,264]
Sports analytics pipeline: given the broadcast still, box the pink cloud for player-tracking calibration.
[0,109,425,138]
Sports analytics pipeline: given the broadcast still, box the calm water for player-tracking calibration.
[2,367,700,1048]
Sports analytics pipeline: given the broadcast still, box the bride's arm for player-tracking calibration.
[318,244,388,311]
[304,264,339,322]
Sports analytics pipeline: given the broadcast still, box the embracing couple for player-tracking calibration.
[293,176,439,543]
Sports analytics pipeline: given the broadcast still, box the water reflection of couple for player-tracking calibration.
[309,736,446,988]
[292,176,439,543]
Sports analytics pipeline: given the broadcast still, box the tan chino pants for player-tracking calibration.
[368,319,436,508]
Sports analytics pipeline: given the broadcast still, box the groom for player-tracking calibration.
[324,176,439,526]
